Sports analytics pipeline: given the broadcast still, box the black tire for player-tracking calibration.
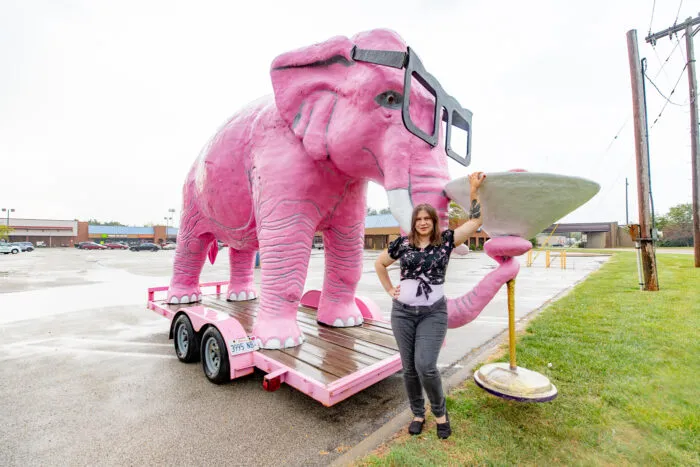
[11,249,19,254]
[201,327,230,384]
[173,315,200,363]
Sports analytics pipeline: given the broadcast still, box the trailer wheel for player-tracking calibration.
[173,315,200,363]
[201,327,230,384]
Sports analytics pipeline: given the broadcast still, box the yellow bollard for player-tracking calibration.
[560,250,567,269]
[545,250,551,268]
[526,249,533,267]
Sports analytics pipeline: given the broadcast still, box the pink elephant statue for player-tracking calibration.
[167,28,515,349]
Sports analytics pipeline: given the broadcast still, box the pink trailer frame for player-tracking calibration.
[147,281,402,406]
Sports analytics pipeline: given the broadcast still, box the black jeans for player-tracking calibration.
[391,297,448,418]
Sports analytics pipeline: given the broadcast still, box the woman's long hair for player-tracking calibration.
[407,204,442,247]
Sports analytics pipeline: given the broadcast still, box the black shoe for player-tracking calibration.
[436,413,451,439]
[408,418,425,435]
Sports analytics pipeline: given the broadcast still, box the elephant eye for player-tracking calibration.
[375,90,403,110]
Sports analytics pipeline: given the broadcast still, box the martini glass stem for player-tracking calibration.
[507,278,517,370]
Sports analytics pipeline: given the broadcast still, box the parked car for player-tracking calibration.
[162,242,177,250]
[105,242,129,250]
[36,241,47,247]
[79,242,108,250]
[11,242,34,252]
[0,243,21,254]
[130,242,160,252]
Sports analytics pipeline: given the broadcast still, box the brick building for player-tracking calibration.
[0,217,177,247]
[362,214,489,250]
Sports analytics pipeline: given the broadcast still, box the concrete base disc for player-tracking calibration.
[473,363,558,402]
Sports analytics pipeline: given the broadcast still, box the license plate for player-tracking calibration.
[230,336,260,356]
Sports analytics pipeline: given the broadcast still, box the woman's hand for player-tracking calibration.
[468,171,486,193]
[388,284,401,299]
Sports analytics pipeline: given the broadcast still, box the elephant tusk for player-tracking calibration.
[387,189,413,233]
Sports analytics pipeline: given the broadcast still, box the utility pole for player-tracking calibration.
[627,30,659,290]
[625,177,630,225]
[646,15,700,267]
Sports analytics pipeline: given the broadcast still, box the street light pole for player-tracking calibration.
[1,208,15,241]
[2,207,14,226]
[168,208,176,242]
[163,216,173,244]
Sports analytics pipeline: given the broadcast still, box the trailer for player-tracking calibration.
[147,282,402,406]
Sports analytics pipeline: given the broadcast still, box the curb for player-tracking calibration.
[331,269,599,466]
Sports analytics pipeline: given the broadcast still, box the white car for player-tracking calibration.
[0,243,21,254]
[162,243,177,250]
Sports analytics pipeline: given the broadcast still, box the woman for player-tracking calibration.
[374,172,486,439]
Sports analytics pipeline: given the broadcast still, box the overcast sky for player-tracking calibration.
[1,0,696,227]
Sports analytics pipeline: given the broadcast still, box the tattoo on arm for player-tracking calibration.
[469,199,481,219]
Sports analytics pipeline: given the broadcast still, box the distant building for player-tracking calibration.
[0,218,78,247]
[82,224,179,246]
[0,218,178,247]
[362,214,489,250]
[1,215,633,250]
[364,213,401,250]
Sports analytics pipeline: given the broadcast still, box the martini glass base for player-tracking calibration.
[473,363,558,402]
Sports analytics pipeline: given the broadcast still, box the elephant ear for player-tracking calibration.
[270,35,355,160]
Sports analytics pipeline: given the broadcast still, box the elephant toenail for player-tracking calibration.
[265,338,281,349]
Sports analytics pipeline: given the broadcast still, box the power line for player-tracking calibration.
[604,118,631,152]
[651,35,683,79]
[645,69,687,106]
[650,61,690,128]
[652,46,674,85]
[648,0,657,36]
[598,31,683,161]
[674,0,684,25]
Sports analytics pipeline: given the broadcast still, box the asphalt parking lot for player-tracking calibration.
[0,247,609,466]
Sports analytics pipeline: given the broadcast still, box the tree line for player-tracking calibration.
[656,203,693,247]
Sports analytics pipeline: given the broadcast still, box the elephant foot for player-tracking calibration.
[252,319,305,349]
[167,284,202,305]
[226,283,257,301]
[317,300,364,327]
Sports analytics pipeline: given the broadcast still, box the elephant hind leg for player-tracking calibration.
[168,213,215,304]
[227,249,258,301]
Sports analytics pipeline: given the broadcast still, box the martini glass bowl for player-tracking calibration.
[444,171,600,402]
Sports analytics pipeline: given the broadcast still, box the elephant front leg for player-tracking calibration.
[317,182,366,327]
[226,249,258,301]
[251,215,316,349]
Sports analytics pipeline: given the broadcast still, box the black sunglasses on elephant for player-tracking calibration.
[352,46,473,167]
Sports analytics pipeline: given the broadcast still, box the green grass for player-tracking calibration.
[360,253,699,466]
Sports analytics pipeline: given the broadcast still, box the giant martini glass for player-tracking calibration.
[445,171,600,402]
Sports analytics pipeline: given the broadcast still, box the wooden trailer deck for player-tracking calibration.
[147,284,402,405]
[199,295,399,384]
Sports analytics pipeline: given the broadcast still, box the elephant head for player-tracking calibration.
[270,29,473,231]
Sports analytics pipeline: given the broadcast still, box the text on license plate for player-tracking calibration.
[230,337,260,356]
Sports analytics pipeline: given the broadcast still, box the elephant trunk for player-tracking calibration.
[446,236,532,329]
